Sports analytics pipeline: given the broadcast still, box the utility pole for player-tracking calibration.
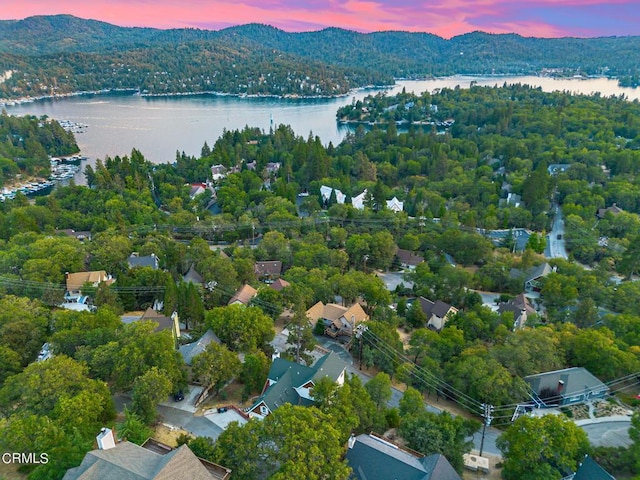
[354,324,367,371]
[479,403,494,457]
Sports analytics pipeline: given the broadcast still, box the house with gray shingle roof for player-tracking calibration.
[346,433,461,480]
[525,367,609,407]
[248,351,347,419]
[179,329,221,366]
[416,297,458,331]
[509,262,553,292]
[128,253,160,270]
[183,264,204,285]
[63,435,230,480]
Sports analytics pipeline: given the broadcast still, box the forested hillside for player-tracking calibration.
[3,84,640,479]
[0,15,639,99]
[0,111,78,186]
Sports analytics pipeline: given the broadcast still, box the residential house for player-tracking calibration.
[254,261,283,283]
[346,433,461,480]
[265,162,281,175]
[245,161,257,171]
[498,293,536,329]
[505,192,523,208]
[352,190,368,210]
[58,229,92,241]
[140,307,181,343]
[228,284,257,306]
[396,248,424,270]
[352,191,404,212]
[211,164,227,181]
[248,351,347,419]
[572,454,616,480]
[65,271,114,302]
[509,262,553,292]
[525,367,609,407]
[179,329,222,366]
[183,264,204,285]
[597,203,624,219]
[189,183,207,199]
[320,185,346,205]
[270,278,290,292]
[416,297,458,331]
[127,252,159,270]
[386,196,404,213]
[306,301,369,339]
[63,428,230,480]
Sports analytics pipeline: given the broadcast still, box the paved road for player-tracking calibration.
[546,205,569,259]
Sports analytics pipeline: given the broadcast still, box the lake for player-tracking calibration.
[5,75,640,184]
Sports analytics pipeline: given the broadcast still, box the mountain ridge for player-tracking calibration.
[0,15,638,99]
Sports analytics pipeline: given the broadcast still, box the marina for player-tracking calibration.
[0,156,82,202]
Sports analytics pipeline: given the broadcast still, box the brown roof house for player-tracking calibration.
[248,351,347,419]
[228,284,257,306]
[140,307,181,344]
[270,278,290,292]
[65,271,114,302]
[254,261,283,283]
[416,297,459,331]
[498,293,537,329]
[396,248,424,270]
[306,301,369,339]
[63,428,231,480]
[597,203,624,219]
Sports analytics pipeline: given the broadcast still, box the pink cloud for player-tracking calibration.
[1,0,637,38]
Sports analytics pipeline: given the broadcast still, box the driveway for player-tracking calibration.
[577,418,632,448]
[157,404,223,439]
[376,271,414,291]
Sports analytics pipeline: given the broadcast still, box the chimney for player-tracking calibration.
[348,434,356,449]
[96,428,116,450]
[557,380,565,394]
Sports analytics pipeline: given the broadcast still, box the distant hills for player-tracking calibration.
[0,15,638,99]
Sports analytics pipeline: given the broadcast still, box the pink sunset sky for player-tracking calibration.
[2,0,639,38]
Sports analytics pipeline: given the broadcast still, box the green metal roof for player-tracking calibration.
[573,455,615,480]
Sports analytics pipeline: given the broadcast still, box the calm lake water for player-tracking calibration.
[5,75,640,183]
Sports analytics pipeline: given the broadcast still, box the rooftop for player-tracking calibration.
[346,433,461,480]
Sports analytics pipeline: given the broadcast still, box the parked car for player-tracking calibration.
[173,391,184,402]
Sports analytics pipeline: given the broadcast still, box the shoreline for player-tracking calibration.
[2,73,628,106]
[0,84,397,106]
